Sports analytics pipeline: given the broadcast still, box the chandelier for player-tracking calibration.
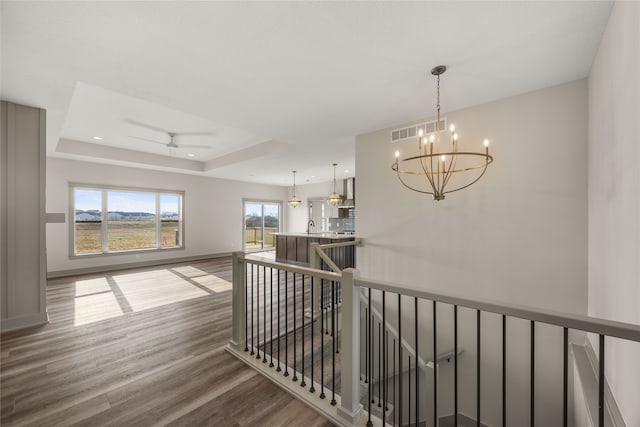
[326,163,343,207]
[392,65,493,201]
[288,171,302,208]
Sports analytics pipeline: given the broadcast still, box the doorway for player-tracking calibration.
[243,200,281,252]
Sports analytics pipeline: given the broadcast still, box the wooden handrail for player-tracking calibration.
[355,275,640,342]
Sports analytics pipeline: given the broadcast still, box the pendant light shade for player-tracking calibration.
[326,163,343,207]
[288,171,302,208]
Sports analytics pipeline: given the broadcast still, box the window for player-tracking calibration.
[244,200,281,251]
[72,185,184,256]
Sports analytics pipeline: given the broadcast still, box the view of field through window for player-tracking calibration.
[244,202,279,250]
[74,188,182,254]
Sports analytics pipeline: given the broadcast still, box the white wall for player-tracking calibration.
[46,157,288,275]
[355,80,588,426]
[587,2,640,426]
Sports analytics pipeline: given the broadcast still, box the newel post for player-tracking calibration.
[230,251,246,350]
[310,242,321,318]
[338,268,363,424]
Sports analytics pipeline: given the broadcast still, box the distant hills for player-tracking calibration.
[75,210,178,221]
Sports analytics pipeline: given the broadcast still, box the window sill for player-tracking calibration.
[70,246,185,260]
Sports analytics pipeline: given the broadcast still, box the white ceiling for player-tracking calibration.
[1,1,612,186]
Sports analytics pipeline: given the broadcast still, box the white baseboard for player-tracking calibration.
[1,310,49,333]
[47,252,232,279]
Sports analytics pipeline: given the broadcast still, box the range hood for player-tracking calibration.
[338,177,355,208]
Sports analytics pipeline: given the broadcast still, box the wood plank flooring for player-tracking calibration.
[1,257,335,427]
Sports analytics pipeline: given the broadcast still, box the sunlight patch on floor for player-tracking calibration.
[191,275,232,293]
[112,269,209,312]
[171,265,208,278]
[74,292,123,326]
[74,277,111,297]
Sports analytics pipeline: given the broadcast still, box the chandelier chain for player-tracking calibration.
[436,73,441,125]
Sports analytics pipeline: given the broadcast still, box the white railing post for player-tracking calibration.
[230,251,246,350]
[310,242,321,319]
[338,267,362,424]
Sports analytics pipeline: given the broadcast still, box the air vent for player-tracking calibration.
[390,118,447,143]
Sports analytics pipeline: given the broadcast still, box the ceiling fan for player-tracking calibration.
[126,119,214,151]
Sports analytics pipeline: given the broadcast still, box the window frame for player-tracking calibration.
[69,183,185,258]
[242,198,283,253]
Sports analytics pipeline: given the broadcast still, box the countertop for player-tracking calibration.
[272,232,357,238]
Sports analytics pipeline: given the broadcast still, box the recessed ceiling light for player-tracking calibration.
[311,175,316,178]
[92,136,103,140]
[187,153,195,157]
[344,170,349,173]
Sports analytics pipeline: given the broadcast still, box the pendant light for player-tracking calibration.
[288,171,302,208]
[326,163,343,207]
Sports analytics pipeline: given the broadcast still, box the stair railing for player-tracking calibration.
[228,250,640,427]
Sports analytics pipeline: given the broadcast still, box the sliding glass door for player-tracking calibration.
[244,200,281,251]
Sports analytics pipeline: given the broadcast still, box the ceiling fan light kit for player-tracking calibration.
[392,65,494,201]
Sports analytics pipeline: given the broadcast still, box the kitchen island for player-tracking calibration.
[273,232,356,268]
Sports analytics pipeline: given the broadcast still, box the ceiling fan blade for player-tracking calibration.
[177,143,214,149]
[128,135,167,145]
[174,131,215,136]
[124,119,169,134]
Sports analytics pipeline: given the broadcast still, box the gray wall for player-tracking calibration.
[1,101,48,332]
[355,80,588,426]
[587,2,640,425]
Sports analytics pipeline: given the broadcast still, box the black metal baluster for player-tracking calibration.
[320,277,325,399]
[325,279,329,335]
[301,275,306,387]
[599,335,605,427]
[251,264,255,355]
[393,337,396,427]
[372,315,375,405]
[382,291,387,425]
[293,272,298,381]
[269,268,274,367]
[284,271,289,377]
[563,327,568,427]
[408,354,411,427]
[398,294,403,427]
[365,306,368,383]
[415,297,419,426]
[502,315,506,427]
[366,288,372,427]
[454,305,458,427]
[330,280,336,406]
[263,265,267,363]
[336,281,340,354]
[378,321,382,408]
[244,264,248,352]
[277,269,281,372]
[477,309,481,427]
[433,301,437,427]
[531,320,535,427]
[385,330,389,413]
[310,275,315,393]
[256,265,260,360]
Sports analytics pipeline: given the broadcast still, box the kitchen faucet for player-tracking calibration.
[307,219,315,234]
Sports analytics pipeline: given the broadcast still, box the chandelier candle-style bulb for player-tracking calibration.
[391,65,494,201]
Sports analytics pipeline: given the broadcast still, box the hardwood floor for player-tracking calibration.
[1,257,335,427]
